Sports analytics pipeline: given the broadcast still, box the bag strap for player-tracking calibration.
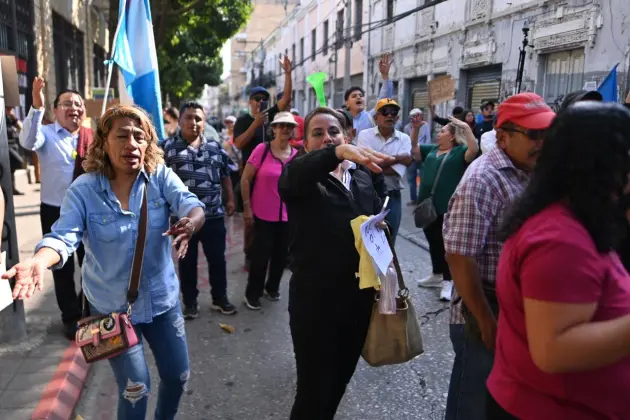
[429,150,450,197]
[127,183,149,304]
[385,229,408,298]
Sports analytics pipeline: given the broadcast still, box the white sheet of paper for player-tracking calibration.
[360,209,393,275]
[0,252,12,312]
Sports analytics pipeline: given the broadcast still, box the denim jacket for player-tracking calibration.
[36,164,204,324]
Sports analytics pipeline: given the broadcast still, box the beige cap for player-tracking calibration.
[271,111,298,126]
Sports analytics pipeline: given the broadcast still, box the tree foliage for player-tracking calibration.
[152,0,252,105]
[109,0,253,106]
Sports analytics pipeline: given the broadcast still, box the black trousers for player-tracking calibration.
[40,203,85,325]
[289,277,374,420]
[423,214,452,280]
[245,218,289,300]
[179,218,227,304]
[486,392,519,419]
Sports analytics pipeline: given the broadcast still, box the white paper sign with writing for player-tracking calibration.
[0,252,12,312]
[360,209,393,275]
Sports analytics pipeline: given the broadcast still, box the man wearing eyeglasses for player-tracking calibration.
[442,92,555,420]
[356,99,412,243]
[19,76,91,340]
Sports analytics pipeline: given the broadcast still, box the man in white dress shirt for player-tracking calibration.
[356,99,412,243]
[19,77,89,339]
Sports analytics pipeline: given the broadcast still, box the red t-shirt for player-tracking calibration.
[488,203,630,420]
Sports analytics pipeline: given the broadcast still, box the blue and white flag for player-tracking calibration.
[597,64,619,103]
[112,0,165,139]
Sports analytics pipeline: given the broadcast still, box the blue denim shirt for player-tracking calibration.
[36,164,204,324]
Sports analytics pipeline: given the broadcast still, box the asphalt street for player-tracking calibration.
[75,203,453,420]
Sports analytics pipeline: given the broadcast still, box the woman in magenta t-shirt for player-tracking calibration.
[488,103,630,420]
[240,112,298,310]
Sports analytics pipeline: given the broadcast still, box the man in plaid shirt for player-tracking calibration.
[442,93,556,420]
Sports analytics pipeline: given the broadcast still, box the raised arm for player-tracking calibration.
[369,54,394,117]
[19,77,47,151]
[449,116,479,163]
[430,104,451,126]
[277,55,293,112]
[233,112,267,150]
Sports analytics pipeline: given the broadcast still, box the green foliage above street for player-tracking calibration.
[150,0,253,105]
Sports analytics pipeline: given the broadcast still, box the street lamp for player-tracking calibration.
[515,22,534,94]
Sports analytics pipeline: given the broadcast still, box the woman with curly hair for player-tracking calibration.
[3,105,205,419]
[487,102,630,420]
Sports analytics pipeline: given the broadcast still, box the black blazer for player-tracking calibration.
[279,146,383,285]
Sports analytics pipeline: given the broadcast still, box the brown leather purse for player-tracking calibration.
[75,186,148,363]
[362,230,424,367]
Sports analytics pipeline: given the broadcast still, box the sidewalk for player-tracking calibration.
[0,171,89,420]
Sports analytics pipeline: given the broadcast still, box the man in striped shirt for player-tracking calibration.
[442,93,555,420]
[163,102,237,319]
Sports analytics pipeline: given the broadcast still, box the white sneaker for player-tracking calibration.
[417,274,443,288]
[440,281,453,301]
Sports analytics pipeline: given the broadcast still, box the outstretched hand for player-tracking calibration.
[334,144,394,173]
[163,217,195,259]
[1,258,45,300]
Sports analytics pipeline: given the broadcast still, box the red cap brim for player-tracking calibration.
[510,110,556,130]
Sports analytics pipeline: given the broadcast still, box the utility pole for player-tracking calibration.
[343,0,352,92]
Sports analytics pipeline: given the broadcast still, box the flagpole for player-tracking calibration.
[101,0,126,116]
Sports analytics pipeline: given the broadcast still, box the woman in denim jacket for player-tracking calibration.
[3,105,205,420]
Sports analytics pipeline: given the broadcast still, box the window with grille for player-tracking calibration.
[53,12,85,95]
[292,43,296,66]
[300,37,304,64]
[387,0,394,23]
[311,29,316,61]
[336,9,344,50]
[354,0,363,41]
[0,0,13,52]
[93,44,106,88]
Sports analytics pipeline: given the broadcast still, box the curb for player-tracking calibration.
[31,343,90,420]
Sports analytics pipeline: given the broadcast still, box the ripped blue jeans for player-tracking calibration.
[93,302,190,420]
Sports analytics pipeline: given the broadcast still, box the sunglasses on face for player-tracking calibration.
[500,127,546,141]
[274,123,294,129]
[379,109,399,118]
[251,96,266,102]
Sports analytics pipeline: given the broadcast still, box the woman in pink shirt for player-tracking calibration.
[240,112,298,310]
[487,103,630,419]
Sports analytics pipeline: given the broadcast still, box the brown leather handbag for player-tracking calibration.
[75,186,148,363]
[362,231,424,367]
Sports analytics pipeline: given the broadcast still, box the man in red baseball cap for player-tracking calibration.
[441,92,555,420]
[494,92,556,172]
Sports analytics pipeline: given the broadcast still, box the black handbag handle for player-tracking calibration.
[384,229,408,299]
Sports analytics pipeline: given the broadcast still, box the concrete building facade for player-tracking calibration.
[32,0,110,110]
[367,0,630,119]
[245,0,630,121]
[225,0,299,113]
[246,0,368,114]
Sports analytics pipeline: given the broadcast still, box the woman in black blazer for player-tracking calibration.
[279,107,393,420]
